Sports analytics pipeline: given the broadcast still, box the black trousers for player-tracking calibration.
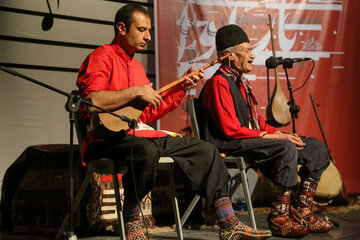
[227,137,330,188]
[93,135,230,207]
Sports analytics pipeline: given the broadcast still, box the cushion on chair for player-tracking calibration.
[86,172,154,235]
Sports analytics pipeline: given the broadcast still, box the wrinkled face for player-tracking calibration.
[230,42,255,73]
[117,11,151,54]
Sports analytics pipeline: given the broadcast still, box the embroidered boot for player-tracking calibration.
[124,206,147,240]
[267,185,309,237]
[215,197,272,240]
[293,178,333,233]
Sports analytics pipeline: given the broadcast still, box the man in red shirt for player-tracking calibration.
[199,24,333,238]
[77,4,271,240]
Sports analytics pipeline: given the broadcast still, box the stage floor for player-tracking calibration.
[1,207,359,240]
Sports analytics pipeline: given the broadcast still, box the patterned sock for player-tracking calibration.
[215,197,272,239]
[214,197,239,230]
[124,205,141,222]
[124,205,147,240]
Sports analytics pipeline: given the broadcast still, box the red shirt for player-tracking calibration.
[201,72,277,139]
[77,41,186,162]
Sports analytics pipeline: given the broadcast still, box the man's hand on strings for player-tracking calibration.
[179,66,205,91]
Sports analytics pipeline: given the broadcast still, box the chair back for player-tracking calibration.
[188,98,257,229]
[188,98,201,140]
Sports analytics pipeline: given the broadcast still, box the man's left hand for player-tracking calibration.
[179,66,205,91]
[265,132,306,150]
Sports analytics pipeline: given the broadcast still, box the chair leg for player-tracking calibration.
[238,158,257,229]
[113,172,126,240]
[180,194,201,227]
[167,165,184,240]
[229,177,243,197]
[171,197,183,240]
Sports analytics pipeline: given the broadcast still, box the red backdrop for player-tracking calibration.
[155,0,360,194]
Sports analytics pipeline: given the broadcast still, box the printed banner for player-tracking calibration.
[155,0,360,193]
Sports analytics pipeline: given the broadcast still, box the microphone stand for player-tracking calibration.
[281,61,300,133]
[0,66,137,239]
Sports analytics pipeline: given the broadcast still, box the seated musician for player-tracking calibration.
[198,24,333,238]
[76,4,271,240]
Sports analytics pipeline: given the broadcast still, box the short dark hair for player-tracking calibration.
[114,4,150,37]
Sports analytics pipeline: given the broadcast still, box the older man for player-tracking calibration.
[198,24,333,237]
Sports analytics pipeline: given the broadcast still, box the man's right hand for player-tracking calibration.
[85,83,162,113]
[135,83,162,109]
[263,132,305,150]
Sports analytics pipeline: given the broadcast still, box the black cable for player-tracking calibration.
[293,59,315,93]
[130,127,150,239]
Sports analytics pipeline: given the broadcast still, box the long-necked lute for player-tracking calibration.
[266,14,291,127]
[309,94,349,205]
[93,53,230,133]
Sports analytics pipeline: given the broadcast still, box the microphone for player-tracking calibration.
[265,56,311,69]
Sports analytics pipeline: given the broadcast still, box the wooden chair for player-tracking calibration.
[185,97,257,229]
